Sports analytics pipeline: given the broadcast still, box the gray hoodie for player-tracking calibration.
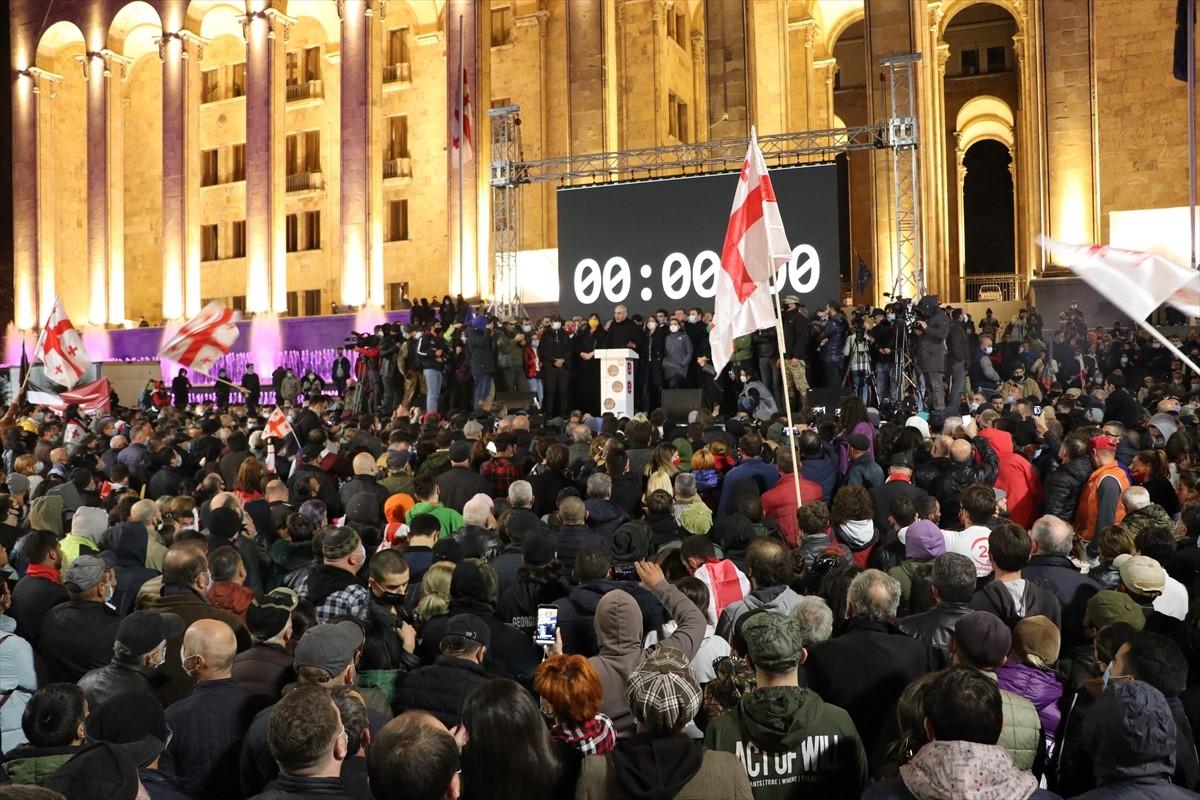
[716,585,802,642]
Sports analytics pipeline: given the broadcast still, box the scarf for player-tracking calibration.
[551,713,616,757]
[26,564,60,583]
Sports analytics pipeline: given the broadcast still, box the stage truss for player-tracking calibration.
[487,53,924,318]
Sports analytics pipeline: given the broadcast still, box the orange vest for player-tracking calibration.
[1075,462,1129,540]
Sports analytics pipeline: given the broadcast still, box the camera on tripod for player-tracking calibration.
[344,330,379,348]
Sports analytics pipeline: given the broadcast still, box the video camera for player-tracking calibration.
[344,330,379,348]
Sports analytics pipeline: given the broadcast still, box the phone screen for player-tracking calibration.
[534,605,558,646]
[612,562,637,582]
[962,415,972,428]
[1033,405,1042,416]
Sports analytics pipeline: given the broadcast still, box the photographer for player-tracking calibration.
[844,311,873,404]
[914,295,949,415]
[378,324,401,414]
[869,308,897,405]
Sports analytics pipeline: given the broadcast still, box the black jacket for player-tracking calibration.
[912,456,951,495]
[436,466,487,514]
[969,578,1063,629]
[1022,554,1101,648]
[898,601,972,671]
[804,619,930,771]
[393,655,488,727]
[232,643,296,702]
[1103,388,1143,428]
[338,476,390,519]
[288,464,341,518]
[416,596,541,684]
[1043,457,1093,522]
[10,574,69,644]
[38,599,122,683]
[554,524,608,577]
[870,479,929,536]
[162,678,269,800]
[932,436,999,524]
[77,659,165,711]
[249,775,352,800]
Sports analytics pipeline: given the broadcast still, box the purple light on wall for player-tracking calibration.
[4,324,34,365]
[354,306,387,335]
[249,313,282,375]
[81,325,112,362]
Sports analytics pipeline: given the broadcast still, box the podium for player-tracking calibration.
[595,348,639,418]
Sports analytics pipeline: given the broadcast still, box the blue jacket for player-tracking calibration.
[556,580,664,658]
[801,445,839,504]
[717,457,781,517]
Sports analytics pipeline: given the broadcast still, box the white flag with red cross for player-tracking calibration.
[159,301,240,375]
[34,298,91,390]
[264,406,294,441]
[452,67,474,165]
[709,127,792,375]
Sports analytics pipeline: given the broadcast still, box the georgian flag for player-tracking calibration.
[1037,236,1200,320]
[710,127,791,374]
[34,297,91,389]
[159,301,240,375]
[452,68,474,165]
[264,406,294,441]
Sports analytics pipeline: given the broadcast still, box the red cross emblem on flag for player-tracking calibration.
[35,298,91,390]
[159,301,241,375]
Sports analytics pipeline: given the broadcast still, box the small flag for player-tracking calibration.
[1175,0,1193,81]
[1037,236,1200,320]
[159,301,240,375]
[856,254,871,296]
[264,406,294,441]
[452,67,474,165]
[710,127,791,375]
[34,298,91,390]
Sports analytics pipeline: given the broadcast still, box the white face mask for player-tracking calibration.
[687,314,698,324]
[669,324,680,333]
[984,346,993,354]
[522,324,532,333]
[148,643,167,670]
[551,321,561,331]
[647,321,657,332]
[103,581,115,604]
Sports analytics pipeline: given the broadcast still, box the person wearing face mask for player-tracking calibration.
[970,335,1002,397]
[736,368,779,422]
[539,315,571,418]
[495,318,528,394]
[78,610,185,710]
[143,544,252,706]
[641,315,668,411]
[662,318,694,389]
[297,527,372,626]
[233,588,301,702]
[572,314,604,414]
[1001,365,1043,402]
[38,555,123,683]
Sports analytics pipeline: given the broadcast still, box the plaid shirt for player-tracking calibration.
[551,714,616,757]
[480,456,519,499]
[315,584,370,623]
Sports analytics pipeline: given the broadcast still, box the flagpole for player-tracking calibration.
[770,289,804,506]
[1131,315,1200,377]
[1190,0,1197,270]
[457,14,466,299]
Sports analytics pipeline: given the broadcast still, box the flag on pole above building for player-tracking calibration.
[452,67,474,165]
[159,301,240,375]
[34,298,91,390]
[710,127,792,375]
[1037,236,1200,319]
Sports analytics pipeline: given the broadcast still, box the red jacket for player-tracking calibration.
[978,428,1043,528]
[760,472,824,548]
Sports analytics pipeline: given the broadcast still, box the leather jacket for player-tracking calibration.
[77,659,165,711]
[899,601,972,670]
[932,435,999,523]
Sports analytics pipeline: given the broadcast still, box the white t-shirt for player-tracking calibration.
[943,525,993,577]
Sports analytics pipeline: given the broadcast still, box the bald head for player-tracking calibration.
[1030,515,1074,556]
[353,452,377,477]
[265,479,289,503]
[210,491,241,512]
[130,498,160,526]
[931,435,953,458]
[949,439,974,463]
[182,619,238,678]
[1122,485,1151,512]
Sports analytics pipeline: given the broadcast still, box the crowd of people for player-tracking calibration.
[0,297,1198,800]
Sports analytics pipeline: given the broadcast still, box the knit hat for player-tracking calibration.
[246,588,299,641]
[610,521,650,563]
[116,611,185,655]
[384,493,414,524]
[294,621,366,675]
[449,440,474,462]
[70,506,109,543]
[740,612,805,671]
[905,519,946,559]
[5,472,30,495]
[322,527,361,560]
[1114,553,1166,594]
[208,506,243,541]
[522,527,556,567]
[432,537,464,564]
[1013,615,1061,668]
[30,494,64,536]
[953,610,1011,669]
[43,742,140,800]
[625,647,702,734]
[847,433,872,452]
[85,693,170,767]
[63,555,107,593]
[1086,590,1146,630]
[449,560,490,604]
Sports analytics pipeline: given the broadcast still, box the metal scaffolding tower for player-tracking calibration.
[881,53,924,301]
[487,56,924,308]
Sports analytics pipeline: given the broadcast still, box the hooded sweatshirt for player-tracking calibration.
[590,579,705,739]
[835,519,878,569]
[886,740,1038,800]
[60,505,108,567]
[978,428,1042,529]
[704,686,868,800]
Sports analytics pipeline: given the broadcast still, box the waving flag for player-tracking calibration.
[264,406,294,441]
[452,67,474,165]
[159,301,240,375]
[710,127,792,374]
[1037,236,1200,320]
[35,298,91,389]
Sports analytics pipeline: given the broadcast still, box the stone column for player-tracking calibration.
[159,30,206,321]
[955,141,966,297]
[33,70,63,325]
[690,31,707,142]
[747,0,789,135]
[788,18,816,131]
[242,7,292,314]
[80,50,130,325]
[919,2,949,300]
[337,0,384,308]
[12,68,62,330]
[812,57,836,130]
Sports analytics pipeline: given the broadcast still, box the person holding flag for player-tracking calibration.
[33,298,91,390]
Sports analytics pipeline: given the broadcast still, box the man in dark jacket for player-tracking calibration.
[555,546,663,656]
[805,569,930,771]
[250,685,353,800]
[969,523,1062,629]
[9,529,68,645]
[553,497,607,577]
[780,295,810,411]
[914,295,950,415]
[899,553,976,670]
[395,614,490,727]
[288,443,342,517]
[232,590,299,702]
[38,555,122,683]
[845,433,884,489]
[539,316,572,418]
[435,440,486,514]
[243,363,261,413]
[1043,432,1093,522]
[584,474,630,540]
[78,610,183,711]
[338,452,391,520]
[799,429,838,503]
[1102,373,1143,427]
[871,453,930,535]
[162,619,268,800]
[219,432,252,489]
[946,309,970,411]
[1025,515,1100,647]
[933,421,999,525]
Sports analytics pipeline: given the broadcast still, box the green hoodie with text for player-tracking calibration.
[704,685,868,800]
